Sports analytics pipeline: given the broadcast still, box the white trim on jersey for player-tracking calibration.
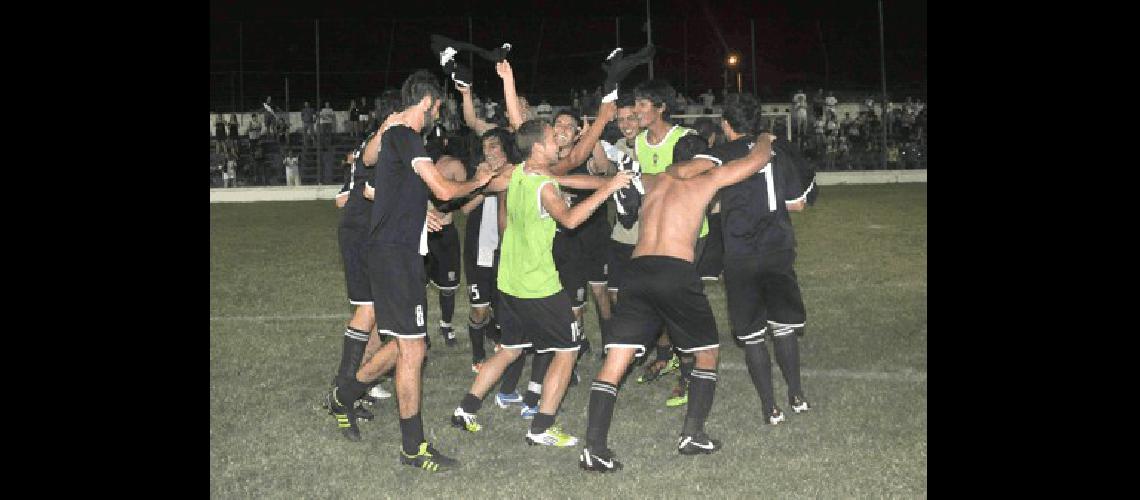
[786,180,816,205]
[694,154,722,166]
[410,156,432,173]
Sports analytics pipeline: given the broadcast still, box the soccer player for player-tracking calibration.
[326,70,500,473]
[424,125,468,348]
[579,131,778,473]
[603,93,642,309]
[672,93,817,425]
[450,101,633,447]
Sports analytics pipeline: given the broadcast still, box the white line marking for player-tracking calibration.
[210,314,346,321]
[718,362,926,382]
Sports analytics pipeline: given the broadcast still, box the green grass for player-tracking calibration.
[210,183,927,498]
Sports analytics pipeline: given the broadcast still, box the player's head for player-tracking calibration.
[481,127,518,168]
[516,118,558,165]
[693,117,724,148]
[614,92,640,142]
[401,69,444,130]
[552,109,581,148]
[673,133,710,163]
[721,92,763,137]
[633,79,676,128]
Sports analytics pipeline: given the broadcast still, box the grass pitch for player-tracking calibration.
[210,183,927,498]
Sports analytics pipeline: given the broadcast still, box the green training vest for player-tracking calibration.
[497,163,563,298]
[635,125,709,238]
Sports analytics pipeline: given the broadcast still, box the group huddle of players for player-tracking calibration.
[322,36,818,474]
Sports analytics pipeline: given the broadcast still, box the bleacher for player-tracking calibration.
[211,131,362,188]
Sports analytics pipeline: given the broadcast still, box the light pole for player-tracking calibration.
[726,51,742,95]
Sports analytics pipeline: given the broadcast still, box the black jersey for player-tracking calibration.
[339,130,378,230]
[368,124,431,251]
[558,159,609,237]
[710,137,805,257]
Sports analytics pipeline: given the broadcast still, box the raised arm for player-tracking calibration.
[362,112,399,166]
[551,173,610,191]
[551,101,616,175]
[416,159,497,201]
[497,61,525,131]
[457,83,494,136]
[540,171,633,229]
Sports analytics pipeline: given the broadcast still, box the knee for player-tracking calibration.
[693,349,719,369]
[469,308,490,326]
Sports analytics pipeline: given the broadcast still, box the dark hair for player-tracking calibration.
[553,108,581,129]
[673,134,709,162]
[615,91,636,109]
[721,92,762,135]
[481,127,520,165]
[400,70,443,109]
[633,80,676,119]
[515,119,548,159]
[692,117,720,142]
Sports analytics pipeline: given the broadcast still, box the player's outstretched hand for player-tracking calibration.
[475,161,500,185]
[426,208,447,232]
[363,182,375,201]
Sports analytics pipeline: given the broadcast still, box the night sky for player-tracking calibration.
[210,0,925,112]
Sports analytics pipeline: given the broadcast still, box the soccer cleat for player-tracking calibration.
[443,326,457,347]
[665,379,689,407]
[324,389,361,442]
[659,354,680,376]
[520,404,539,419]
[765,406,786,425]
[451,408,482,433]
[494,391,524,408]
[400,442,458,473]
[790,395,811,413]
[368,385,392,400]
[579,447,623,473]
[525,424,579,447]
[677,433,722,455]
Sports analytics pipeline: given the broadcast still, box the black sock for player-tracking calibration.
[499,352,527,394]
[524,353,552,407]
[468,318,487,362]
[335,327,369,389]
[683,369,718,436]
[743,340,777,413]
[772,327,804,400]
[656,342,672,362]
[679,354,695,381]
[399,413,426,455]
[459,392,482,414]
[531,412,556,434]
[439,291,455,330]
[587,381,618,450]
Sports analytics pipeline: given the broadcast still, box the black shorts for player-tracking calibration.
[553,232,588,308]
[366,242,428,338]
[579,216,611,286]
[722,250,806,344]
[426,224,461,291]
[607,256,720,356]
[338,224,372,305]
[464,250,499,308]
[696,213,725,280]
[496,290,580,353]
[606,240,635,292]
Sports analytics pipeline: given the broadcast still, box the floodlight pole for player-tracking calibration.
[238,22,243,113]
[878,0,888,170]
[316,19,321,183]
[750,19,757,95]
[646,0,653,80]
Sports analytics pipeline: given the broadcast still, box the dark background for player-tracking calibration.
[209,0,926,111]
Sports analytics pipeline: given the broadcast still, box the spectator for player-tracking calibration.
[227,114,241,155]
[262,96,277,132]
[793,89,808,145]
[825,91,837,118]
[319,102,335,146]
[283,149,300,186]
[358,97,371,135]
[535,99,553,121]
[214,115,227,155]
[348,99,360,138]
[699,89,716,111]
[248,113,263,151]
[225,152,238,188]
[482,99,497,121]
[812,88,825,121]
[301,101,316,145]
